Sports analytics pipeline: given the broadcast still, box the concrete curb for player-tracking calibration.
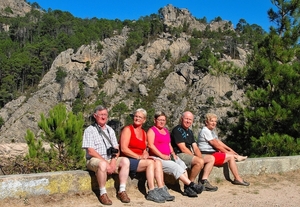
[1,156,300,199]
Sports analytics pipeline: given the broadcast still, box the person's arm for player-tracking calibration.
[106,127,120,172]
[86,147,108,161]
[83,127,109,162]
[217,140,237,154]
[147,128,170,160]
[142,130,150,159]
[177,142,194,155]
[120,126,141,159]
[169,144,177,159]
[208,139,231,153]
[192,142,202,158]
[172,126,193,155]
[108,126,120,159]
[86,147,116,174]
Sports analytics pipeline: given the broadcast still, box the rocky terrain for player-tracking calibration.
[0,0,31,18]
[0,1,249,144]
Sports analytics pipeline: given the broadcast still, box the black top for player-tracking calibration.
[170,125,195,154]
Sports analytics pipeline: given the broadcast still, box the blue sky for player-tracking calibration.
[30,0,276,31]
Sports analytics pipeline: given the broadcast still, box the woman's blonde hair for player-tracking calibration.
[134,108,147,118]
[204,113,218,123]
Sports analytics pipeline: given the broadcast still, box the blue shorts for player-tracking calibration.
[128,158,140,177]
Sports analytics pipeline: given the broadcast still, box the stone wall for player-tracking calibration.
[1,156,300,199]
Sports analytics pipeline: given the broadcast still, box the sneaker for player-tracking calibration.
[183,185,198,197]
[117,191,130,203]
[146,189,165,203]
[99,193,112,205]
[201,179,218,192]
[190,182,204,194]
[156,186,175,201]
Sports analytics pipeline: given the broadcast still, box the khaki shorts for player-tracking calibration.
[86,157,122,173]
[177,153,194,169]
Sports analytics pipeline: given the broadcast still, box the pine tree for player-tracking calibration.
[25,103,85,172]
[236,0,300,156]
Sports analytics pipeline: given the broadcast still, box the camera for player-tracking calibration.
[107,147,119,157]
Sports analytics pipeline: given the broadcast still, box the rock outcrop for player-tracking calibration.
[0,3,247,143]
[0,0,31,18]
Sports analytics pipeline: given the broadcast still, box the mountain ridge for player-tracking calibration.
[0,1,253,143]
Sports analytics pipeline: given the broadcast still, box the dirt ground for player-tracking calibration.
[1,169,300,207]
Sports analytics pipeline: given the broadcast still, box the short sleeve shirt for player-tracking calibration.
[82,124,118,160]
[171,125,195,154]
[197,126,217,153]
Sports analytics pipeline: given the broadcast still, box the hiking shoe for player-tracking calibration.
[156,186,175,201]
[183,185,198,197]
[190,182,204,194]
[117,191,130,203]
[99,193,112,205]
[201,179,218,192]
[146,189,165,203]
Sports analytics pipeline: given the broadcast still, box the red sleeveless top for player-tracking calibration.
[121,125,146,156]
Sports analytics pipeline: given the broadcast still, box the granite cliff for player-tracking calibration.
[0,2,249,143]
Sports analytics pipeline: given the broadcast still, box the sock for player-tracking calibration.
[100,187,107,196]
[119,184,126,192]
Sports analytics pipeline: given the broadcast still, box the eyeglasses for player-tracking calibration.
[156,119,166,122]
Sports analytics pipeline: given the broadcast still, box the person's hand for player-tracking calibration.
[162,155,170,160]
[142,150,149,159]
[107,160,116,174]
[147,156,157,160]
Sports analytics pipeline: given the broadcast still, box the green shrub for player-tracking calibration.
[55,67,67,82]
[23,103,86,173]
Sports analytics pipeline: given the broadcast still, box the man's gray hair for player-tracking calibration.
[93,105,107,114]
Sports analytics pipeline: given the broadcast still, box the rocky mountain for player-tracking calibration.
[0,0,31,18]
[0,2,249,143]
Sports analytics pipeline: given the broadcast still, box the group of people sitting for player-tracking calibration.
[82,105,249,205]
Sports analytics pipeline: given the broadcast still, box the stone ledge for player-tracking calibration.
[1,155,300,199]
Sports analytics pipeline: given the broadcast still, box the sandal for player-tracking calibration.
[236,155,248,162]
[231,179,250,186]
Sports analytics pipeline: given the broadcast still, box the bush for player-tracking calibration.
[55,67,67,83]
[6,103,86,174]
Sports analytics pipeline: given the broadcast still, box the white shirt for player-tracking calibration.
[82,124,118,160]
[197,126,218,153]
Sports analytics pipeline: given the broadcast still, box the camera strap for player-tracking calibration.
[94,123,114,147]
